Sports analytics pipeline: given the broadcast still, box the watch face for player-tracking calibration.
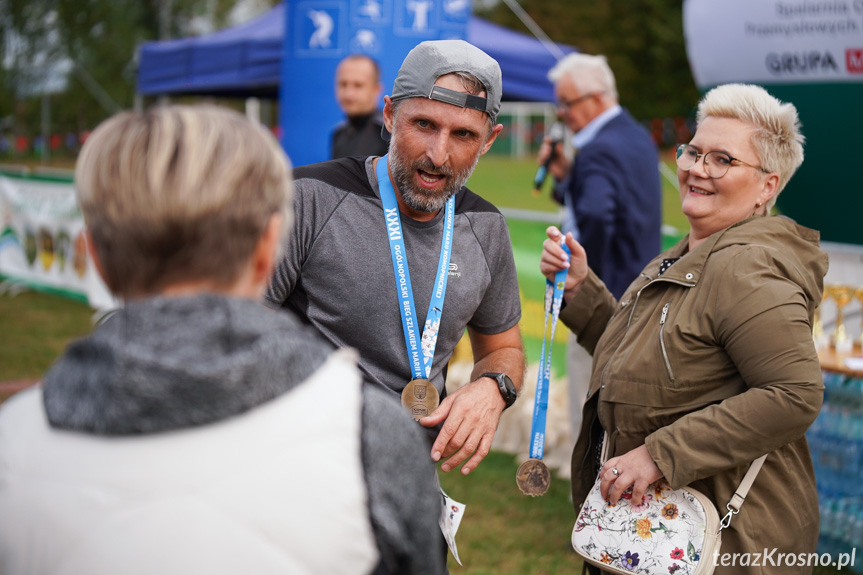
[503,378,516,400]
[483,372,516,406]
[499,374,517,405]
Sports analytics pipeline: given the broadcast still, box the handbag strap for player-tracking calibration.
[720,453,767,530]
[599,433,769,530]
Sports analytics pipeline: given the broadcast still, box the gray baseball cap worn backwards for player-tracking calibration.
[391,40,502,124]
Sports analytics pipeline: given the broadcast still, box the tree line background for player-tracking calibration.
[476,0,700,121]
[0,0,698,162]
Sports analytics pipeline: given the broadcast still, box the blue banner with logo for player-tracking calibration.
[280,0,473,167]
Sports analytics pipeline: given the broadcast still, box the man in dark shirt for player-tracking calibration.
[331,54,389,159]
[271,41,523,570]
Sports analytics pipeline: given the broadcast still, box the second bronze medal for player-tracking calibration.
[401,378,440,421]
[516,458,551,497]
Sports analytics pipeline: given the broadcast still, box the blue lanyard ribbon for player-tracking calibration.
[529,242,570,460]
[376,155,455,380]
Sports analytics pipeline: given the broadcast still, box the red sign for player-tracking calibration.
[847,49,863,73]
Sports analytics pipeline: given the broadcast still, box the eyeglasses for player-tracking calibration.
[676,144,767,179]
[556,92,602,112]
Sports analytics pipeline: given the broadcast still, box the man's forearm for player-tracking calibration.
[470,346,525,392]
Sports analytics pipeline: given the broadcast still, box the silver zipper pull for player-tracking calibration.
[660,302,670,324]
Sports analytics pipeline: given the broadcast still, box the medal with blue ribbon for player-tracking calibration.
[376,155,455,420]
[517,240,570,496]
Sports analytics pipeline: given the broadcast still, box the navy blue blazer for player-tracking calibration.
[565,109,662,299]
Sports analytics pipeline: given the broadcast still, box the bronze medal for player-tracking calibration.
[516,458,551,497]
[400,378,440,421]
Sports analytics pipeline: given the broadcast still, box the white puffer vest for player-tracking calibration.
[0,349,378,575]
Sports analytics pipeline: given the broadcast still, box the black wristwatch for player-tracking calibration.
[481,372,517,409]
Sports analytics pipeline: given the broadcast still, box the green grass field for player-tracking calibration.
[438,452,583,574]
[469,152,689,230]
[0,291,93,385]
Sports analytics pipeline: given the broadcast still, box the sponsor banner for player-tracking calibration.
[0,173,116,310]
[684,0,863,87]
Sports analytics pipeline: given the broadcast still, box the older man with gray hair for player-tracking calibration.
[538,53,662,447]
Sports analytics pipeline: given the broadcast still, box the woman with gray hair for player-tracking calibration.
[542,84,827,573]
[0,105,442,575]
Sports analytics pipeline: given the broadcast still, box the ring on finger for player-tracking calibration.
[611,466,620,477]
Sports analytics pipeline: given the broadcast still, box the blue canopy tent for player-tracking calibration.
[137,3,575,102]
[138,4,286,99]
[467,16,575,102]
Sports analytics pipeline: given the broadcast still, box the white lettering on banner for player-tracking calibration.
[385,207,401,240]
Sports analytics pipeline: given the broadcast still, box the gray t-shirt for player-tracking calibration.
[266,156,521,402]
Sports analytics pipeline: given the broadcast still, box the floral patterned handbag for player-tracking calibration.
[571,444,766,575]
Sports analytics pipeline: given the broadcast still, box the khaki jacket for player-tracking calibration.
[562,216,828,573]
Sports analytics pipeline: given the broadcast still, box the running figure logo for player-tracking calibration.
[308,10,333,48]
[407,0,432,31]
[358,0,382,20]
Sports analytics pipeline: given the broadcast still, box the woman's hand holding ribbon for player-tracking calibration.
[539,226,589,304]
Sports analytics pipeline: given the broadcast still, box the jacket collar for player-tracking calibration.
[642,215,767,286]
[639,215,825,298]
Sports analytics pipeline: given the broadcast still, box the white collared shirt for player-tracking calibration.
[572,104,622,150]
[559,105,622,239]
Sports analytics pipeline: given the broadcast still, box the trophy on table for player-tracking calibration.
[831,284,854,352]
[856,287,863,350]
[813,287,828,348]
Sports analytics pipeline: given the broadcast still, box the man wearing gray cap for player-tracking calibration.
[267,39,524,568]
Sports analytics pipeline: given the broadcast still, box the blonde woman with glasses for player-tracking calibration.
[542,83,828,574]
